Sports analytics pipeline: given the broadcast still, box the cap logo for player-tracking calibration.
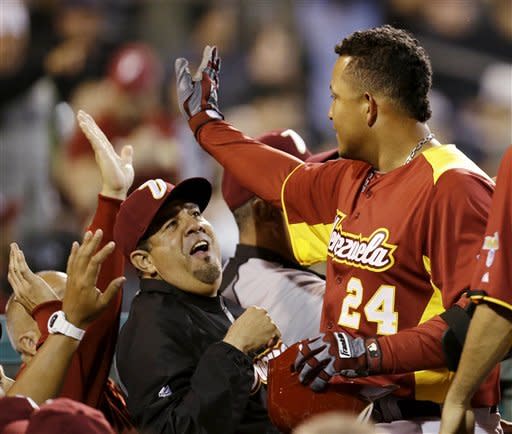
[281,129,307,155]
[138,179,167,199]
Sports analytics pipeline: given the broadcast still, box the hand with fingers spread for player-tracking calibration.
[7,243,60,313]
[293,332,382,392]
[63,230,125,329]
[175,45,223,136]
[76,110,134,200]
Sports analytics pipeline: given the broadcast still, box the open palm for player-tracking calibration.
[77,110,134,199]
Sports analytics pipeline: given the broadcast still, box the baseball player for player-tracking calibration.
[175,26,500,432]
[440,147,512,434]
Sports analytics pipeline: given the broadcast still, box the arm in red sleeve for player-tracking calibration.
[58,194,124,406]
[197,121,303,208]
[86,194,123,292]
[32,300,63,348]
[426,170,493,307]
[377,171,493,375]
[378,315,447,374]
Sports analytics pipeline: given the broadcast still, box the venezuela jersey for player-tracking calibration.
[196,120,499,406]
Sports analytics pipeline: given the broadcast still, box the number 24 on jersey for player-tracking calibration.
[338,277,398,335]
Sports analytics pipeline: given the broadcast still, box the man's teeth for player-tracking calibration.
[191,240,209,254]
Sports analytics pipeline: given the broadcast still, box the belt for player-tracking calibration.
[372,398,498,423]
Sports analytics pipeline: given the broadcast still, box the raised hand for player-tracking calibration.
[175,45,223,135]
[76,110,134,200]
[63,230,125,329]
[293,332,382,392]
[7,243,60,313]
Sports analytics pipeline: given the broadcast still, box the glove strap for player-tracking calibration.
[365,337,382,374]
[189,110,224,137]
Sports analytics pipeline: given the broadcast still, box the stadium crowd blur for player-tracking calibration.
[0,0,511,430]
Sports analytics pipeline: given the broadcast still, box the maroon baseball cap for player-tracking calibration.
[0,397,36,433]
[114,177,212,258]
[222,129,338,210]
[25,398,114,434]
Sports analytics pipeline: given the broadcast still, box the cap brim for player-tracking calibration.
[167,177,212,212]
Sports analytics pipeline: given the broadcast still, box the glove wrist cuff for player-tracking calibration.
[189,110,224,136]
[364,337,382,374]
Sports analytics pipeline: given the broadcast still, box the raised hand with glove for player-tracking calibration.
[294,332,382,392]
[175,45,223,136]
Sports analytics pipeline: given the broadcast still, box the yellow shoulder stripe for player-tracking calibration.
[422,145,491,184]
[281,163,331,265]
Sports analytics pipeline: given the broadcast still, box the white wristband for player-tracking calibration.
[47,310,85,341]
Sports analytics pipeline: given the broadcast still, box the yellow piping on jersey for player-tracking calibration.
[281,163,331,265]
[470,295,512,313]
[422,145,491,184]
[414,255,453,402]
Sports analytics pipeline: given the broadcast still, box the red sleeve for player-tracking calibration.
[470,147,512,310]
[378,171,493,374]
[426,170,493,306]
[59,194,124,407]
[87,194,124,293]
[378,297,469,373]
[197,120,302,207]
[32,300,62,347]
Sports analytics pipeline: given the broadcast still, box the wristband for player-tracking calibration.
[47,310,85,341]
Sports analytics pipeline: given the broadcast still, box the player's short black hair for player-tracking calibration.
[335,25,432,122]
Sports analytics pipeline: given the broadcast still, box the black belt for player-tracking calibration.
[372,399,498,423]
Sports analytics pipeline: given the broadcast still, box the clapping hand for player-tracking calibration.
[8,243,60,313]
[63,230,125,329]
[76,110,134,200]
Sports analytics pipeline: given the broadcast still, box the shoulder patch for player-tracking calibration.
[422,145,491,184]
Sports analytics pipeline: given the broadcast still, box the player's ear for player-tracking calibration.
[364,92,377,127]
[130,250,157,276]
[18,330,39,361]
[252,197,274,221]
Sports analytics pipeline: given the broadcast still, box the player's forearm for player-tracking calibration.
[197,121,302,208]
[88,194,124,292]
[8,334,79,404]
[378,315,447,374]
[445,303,512,405]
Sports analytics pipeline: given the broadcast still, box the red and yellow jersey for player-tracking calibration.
[470,147,512,311]
[196,121,499,405]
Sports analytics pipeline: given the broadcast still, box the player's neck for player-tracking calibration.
[373,122,438,173]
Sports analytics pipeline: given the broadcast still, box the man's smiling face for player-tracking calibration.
[143,200,222,296]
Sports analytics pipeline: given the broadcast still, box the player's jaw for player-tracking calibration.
[183,232,222,285]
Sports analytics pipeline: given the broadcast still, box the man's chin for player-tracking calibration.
[193,262,221,285]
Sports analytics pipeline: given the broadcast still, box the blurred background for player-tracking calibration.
[0,0,511,412]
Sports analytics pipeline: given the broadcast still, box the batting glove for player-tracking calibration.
[175,45,223,136]
[294,332,382,392]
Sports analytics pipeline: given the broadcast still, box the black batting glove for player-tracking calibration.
[293,332,382,392]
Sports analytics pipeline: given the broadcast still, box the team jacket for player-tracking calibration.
[116,279,277,434]
[193,120,499,407]
[220,244,325,346]
[470,146,512,310]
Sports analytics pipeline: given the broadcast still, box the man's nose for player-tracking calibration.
[184,219,204,236]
